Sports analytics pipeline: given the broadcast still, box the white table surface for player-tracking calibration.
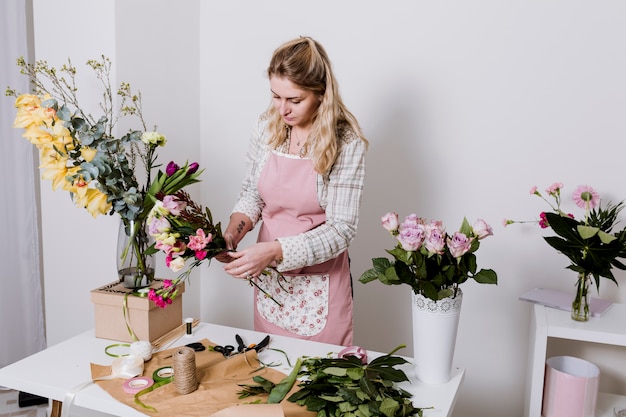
[0,322,464,417]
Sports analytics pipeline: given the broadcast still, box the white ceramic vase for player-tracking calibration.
[411,289,463,384]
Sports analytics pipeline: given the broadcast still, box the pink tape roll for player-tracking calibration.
[338,346,368,364]
[123,376,154,394]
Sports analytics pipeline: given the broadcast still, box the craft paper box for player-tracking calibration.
[91,280,184,343]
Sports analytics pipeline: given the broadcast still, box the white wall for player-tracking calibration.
[27,1,626,416]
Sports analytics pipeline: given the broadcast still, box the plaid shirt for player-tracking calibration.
[232,115,367,272]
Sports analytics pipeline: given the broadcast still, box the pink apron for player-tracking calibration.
[254,151,353,346]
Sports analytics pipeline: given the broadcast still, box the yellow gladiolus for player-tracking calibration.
[13,94,55,129]
[39,148,71,190]
[80,147,97,162]
[73,186,111,217]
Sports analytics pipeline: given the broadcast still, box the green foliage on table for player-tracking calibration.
[239,346,428,417]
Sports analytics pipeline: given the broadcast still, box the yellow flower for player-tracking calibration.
[73,185,111,218]
[13,94,55,129]
[39,147,72,190]
[80,147,97,162]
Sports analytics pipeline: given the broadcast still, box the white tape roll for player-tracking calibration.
[111,354,144,379]
[130,340,153,361]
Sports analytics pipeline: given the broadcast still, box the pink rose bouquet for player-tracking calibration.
[360,213,498,301]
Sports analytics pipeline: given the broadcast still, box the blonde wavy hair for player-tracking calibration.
[265,37,368,174]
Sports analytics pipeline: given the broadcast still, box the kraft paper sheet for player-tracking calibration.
[91,338,315,417]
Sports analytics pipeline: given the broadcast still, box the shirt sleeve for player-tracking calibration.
[276,131,367,271]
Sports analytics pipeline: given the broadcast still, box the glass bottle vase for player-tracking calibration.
[571,272,591,322]
[117,219,155,289]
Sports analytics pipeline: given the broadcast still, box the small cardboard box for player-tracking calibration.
[91,280,184,343]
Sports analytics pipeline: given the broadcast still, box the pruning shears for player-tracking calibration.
[236,334,271,353]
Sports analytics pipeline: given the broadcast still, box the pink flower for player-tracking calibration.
[381,212,399,233]
[538,212,549,228]
[188,229,212,251]
[195,250,207,260]
[401,213,422,229]
[472,219,493,239]
[545,182,563,196]
[162,195,186,216]
[396,224,426,251]
[529,186,538,195]
[572,185,600,209]
[149,216,171,235]
[424,224,445,254]
[447,232,473,258]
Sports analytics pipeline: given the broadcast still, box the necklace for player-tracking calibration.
[290,128,308,156]
[292,128,303,147]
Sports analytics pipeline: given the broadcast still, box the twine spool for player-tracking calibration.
[172,346,198,394]
[130,340,153,361]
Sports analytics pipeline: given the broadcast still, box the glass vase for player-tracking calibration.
[117,219,155,289]
[571,272,591,322]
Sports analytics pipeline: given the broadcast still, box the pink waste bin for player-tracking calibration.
[542,356,600,417]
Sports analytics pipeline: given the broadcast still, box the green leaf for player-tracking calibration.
[346,367,365,380]
[323,367,348,377]
[473,269,498,284]
[380,398,400,417]
[268,357,302,404]
[598,230,617,244]
[577,225,599,239]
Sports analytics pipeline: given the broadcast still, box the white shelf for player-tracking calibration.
[597,392,626,417]
[525,303,626,417]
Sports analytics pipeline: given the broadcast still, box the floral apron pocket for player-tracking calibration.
[256,271,330,336]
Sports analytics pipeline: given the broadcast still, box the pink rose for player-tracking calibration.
[424,224,446,254]
[397,224,426,251]
[381,212,399,233]
[472,219,493,239]
[447,232,473,258]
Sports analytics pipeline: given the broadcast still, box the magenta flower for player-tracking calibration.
[195,250,207,261]
[538,212,549,229]
[572,185,600,209]
[166,161,180,176]
[187,162,199,174]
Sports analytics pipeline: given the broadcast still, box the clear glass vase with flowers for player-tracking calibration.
[7,56,203,289]
[505,183,626,321]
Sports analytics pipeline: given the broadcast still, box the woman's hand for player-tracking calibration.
[214,233,237,263]
[223,241,283,279]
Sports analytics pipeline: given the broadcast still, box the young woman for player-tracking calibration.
[220,36,368,346]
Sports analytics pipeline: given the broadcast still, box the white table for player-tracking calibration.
[0,322,464,417]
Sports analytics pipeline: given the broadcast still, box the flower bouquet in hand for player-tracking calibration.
[506,183,626,320]
[360,213,498,301]
[145,175,282,308]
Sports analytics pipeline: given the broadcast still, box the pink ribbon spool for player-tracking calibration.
[338,346,368,364]
[122,376,154,394]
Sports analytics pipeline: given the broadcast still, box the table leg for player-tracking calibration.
[50,399,62,417]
